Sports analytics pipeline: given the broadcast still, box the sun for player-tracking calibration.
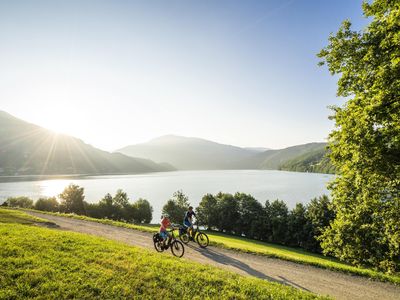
[40,179,73,198]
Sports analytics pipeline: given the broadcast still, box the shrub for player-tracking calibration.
[34,197,59,212]
[5,196,34,208]
[58,184,85,215]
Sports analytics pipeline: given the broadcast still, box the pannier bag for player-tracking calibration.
[153,233,161,243]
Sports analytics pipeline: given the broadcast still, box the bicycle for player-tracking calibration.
[153,226,185,257]
[178,223,209,248]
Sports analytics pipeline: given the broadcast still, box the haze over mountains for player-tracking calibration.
[0,111,333,176]
[117,136,333,173]
[0,111,174,176]
[117,135,266,170]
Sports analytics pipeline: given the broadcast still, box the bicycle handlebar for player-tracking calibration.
[168,224,180,231]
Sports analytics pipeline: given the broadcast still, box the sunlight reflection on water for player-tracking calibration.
[40,180,76,197]
[0,170,333,222]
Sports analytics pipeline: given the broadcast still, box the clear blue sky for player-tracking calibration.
[0,0,368,150]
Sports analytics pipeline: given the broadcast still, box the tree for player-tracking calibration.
[98,193,115,219]
[318,0,400,272]
[305,195,335,252]
[113,189,129,208]
[215,193,240,233]
[262,200,274,240]
[266,200,288,244]
[59,184,86,215]
[84,202,102,219]
[112,189,130,221]
[196,194,219,230]
[162,190,190,224]
[235,193,264,238]
[286,203,309,247]
[131,198,153,223]
[5,196,33,208]
[34,197,59,212]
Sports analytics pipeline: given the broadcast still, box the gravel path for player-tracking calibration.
[28,211,400,300]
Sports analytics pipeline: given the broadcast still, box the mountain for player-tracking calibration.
[279,147,336,174]
[0,111,174,176]
[235,143,329,170]
[116,135,261,170]
[117,135,333,173]
[243,147,271,153]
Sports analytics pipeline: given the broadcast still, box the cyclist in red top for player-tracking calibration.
[159,215,171,246]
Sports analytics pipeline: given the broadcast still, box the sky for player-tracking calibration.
[0,0,369,151]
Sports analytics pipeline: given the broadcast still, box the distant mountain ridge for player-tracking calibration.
[117,135,333,173]
[0,111,174,176]
[0,111,333,175]
[233,142,328,170]
[279,147,336,174]
[117,135,258,170]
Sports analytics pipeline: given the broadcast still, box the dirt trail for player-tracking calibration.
[28,211,400,300]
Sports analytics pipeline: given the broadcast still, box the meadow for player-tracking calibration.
[0,208,326,299]
[21,209,400,285]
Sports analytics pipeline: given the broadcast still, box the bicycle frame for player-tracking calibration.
[164,229,176,249]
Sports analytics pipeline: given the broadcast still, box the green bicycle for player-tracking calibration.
[178,223,209,248]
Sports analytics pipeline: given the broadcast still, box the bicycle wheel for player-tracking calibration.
[171,240,185,257]
[154,241,164,252]
[179,233,190,244]
[196,232,209,248]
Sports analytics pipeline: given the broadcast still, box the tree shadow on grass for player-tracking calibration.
[187,244,276,281]
[187,244,311,292]
[278,276,311,292]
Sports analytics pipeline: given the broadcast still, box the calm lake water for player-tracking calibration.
[0,170,333,222]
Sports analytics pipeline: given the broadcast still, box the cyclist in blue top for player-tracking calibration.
[183,206,196,238]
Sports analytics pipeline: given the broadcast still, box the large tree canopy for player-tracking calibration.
[318,0,399,272]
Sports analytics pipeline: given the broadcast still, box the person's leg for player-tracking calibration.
[184,220,191,235]
[189,224,194,238]
[185,220,194,239]
[160,231,167,247]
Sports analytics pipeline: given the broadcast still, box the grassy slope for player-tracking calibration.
[22,209,400,285]
[0,209,324,300]
[0,208,52,225]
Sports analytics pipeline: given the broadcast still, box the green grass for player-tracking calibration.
[22,209,400,285]
[0,208,52,225]
[0,209,325,300]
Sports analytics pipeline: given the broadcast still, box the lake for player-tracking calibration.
[0,170,333,222]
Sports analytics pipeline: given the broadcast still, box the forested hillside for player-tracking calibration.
[118,136,334,173]
[279,148,336,174]
[0,111,174,176]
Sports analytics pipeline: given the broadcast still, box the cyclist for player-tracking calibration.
[183,206,196,238]
[159,214,172,248]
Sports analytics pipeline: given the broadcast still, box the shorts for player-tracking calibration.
[159,230,168,239]
[184,220,192,228]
